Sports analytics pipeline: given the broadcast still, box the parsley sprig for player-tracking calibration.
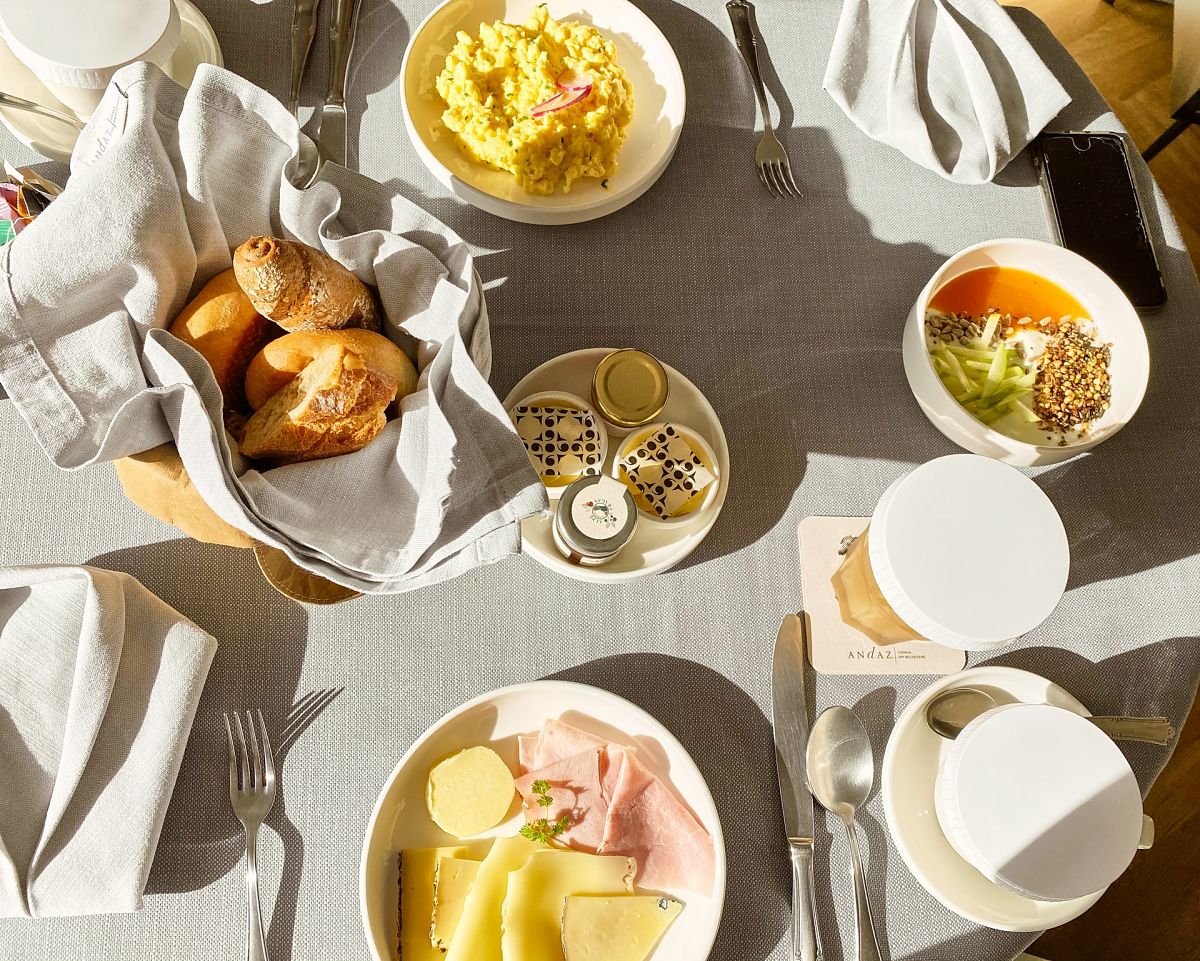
[519,779,572,844]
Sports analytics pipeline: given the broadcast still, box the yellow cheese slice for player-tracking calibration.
[501,850,636,961]
[432,856,482,949]
[444,834,539,961]
[398,846,466,960]
[561,895,684,961]
[426,746,516,837]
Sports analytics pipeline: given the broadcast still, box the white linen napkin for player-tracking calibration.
[0,62,546,594]
[822,0,1072,183]
[0,565,216,918]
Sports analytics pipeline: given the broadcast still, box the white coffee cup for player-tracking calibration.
[0,0,181,117]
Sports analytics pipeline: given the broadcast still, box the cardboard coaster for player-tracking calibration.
[798,516,966,676]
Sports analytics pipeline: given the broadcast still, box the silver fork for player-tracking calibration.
[225,710,277,961]
[726,0,799,197]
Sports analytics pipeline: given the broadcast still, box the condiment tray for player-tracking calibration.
[503,348,729,583]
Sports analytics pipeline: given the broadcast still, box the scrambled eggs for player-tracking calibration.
[435,6,634,195]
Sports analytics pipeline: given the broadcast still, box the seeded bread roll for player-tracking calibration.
[169,269,275,410]
[245,329,417,411]
[239,346,398,463]
[233,236,381,332]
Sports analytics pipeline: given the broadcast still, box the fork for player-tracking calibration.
[225,710,278,961]
[726,0,799,197]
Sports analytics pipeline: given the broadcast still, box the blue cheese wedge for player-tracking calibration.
[561,895,684,961]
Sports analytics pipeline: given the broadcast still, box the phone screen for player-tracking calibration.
[1036,133,1167,312]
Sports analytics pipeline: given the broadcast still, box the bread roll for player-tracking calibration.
[240,346,398,463]
[169,269,275,410]
[245,329,417,411]
[233,236,381,332]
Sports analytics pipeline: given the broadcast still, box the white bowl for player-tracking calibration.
[902,238,1150,466]
[399,0,685,225]
[359,680,726,961]
[612,421,722,527]
[502,349,730,583]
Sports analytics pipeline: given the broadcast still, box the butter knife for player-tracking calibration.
[288,0,322,117]
[316,0,364,168]
[773,613,822,961]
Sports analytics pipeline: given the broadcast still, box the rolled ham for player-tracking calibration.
[514,749,607,850]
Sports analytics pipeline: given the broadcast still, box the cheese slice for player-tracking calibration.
[561,895,684,961]
[398,846,466,960]
[501,850,636,961]
[432,856,481,949]
[444,834,539,961]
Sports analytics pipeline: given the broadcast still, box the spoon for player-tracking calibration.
[925,686,1176,745]
[0,92,84,131]
[807,706,882,961]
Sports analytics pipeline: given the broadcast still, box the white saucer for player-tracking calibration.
[881,666,1106,931]
[400,0,686,225]
[502,349,729,583]
[0,0,222,163]
[359,680,726,961]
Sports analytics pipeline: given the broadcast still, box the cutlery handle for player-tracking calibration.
[788,840,822,961]
[289,0,323,116]
[844,820,882,961]
[1090,716,1175,745]
[725,0,774,128]
[326,0,364,107]
[244,826,270,961]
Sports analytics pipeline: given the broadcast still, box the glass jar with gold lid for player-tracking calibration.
[591,349,669,435]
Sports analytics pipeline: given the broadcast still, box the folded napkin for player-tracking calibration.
[823,0,1072,183]
[0,63,546,593]
[0,565,216,918]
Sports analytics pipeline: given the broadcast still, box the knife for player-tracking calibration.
[773,613,822,961]
[316,0,364,168]
[288,0,323,118]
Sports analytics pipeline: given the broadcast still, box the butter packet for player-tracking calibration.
[618,423,717,520]
[512,393,607,488]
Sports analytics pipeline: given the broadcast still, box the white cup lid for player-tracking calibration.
[868,454,1069,650]
[0,0,176,77]
[937,704,1142,901]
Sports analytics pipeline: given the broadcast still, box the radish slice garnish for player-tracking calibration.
[556,68,593,91]
[530,84,592,117]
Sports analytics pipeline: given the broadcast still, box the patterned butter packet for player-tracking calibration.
[513,403,604,482]
[620,423,717,519]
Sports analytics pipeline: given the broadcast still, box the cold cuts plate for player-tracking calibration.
[359,680,727,961]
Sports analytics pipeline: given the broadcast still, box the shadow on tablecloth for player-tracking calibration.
[546,653,789,961]
[86,538,327,961]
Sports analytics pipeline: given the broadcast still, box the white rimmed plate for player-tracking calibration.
[400,0,685,224]
[881,666,1105,931]
[359,680,727,961]
[0,0,221,163]
[502,349,729,583]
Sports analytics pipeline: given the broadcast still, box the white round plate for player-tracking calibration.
[503,349,729,583]
[0,0,221,163]
[360,680,727,961]
[400,0,685,224]
[882,666,1105,931]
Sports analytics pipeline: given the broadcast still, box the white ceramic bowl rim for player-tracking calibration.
[915,237,1150,452]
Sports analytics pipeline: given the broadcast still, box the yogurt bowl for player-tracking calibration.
[903,238,1150,466]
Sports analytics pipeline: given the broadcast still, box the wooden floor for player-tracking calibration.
[1005,3,1200,957]
[1010,0,1200,267]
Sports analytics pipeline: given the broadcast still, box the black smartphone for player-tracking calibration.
[1033,131,1167,312]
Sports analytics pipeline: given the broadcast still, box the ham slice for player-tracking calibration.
[534,718,608,769]
[517,734,538,775]
[514,748,607,850]
[599,751,715,894]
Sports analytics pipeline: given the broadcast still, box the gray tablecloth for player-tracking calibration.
[0,2,1197,960]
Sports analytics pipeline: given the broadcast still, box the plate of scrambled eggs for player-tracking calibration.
[401,0,685,224]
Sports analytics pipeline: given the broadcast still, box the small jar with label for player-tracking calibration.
[830,454,1070,651]
[591,349,669,436]
[552,474,638,566]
